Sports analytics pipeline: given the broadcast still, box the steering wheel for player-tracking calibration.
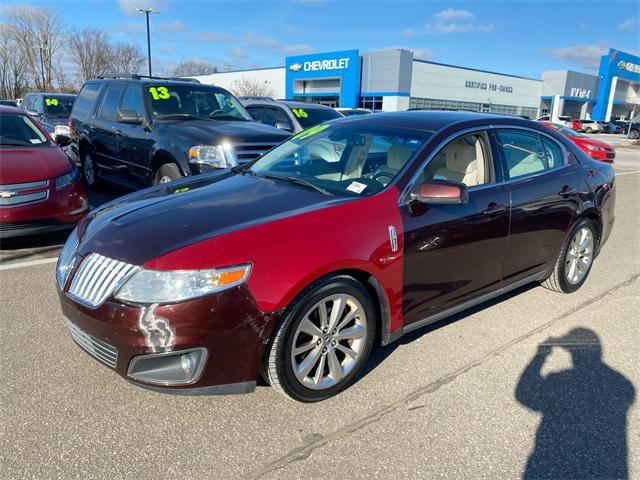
[208,109,225,118]
[370,170,394,186]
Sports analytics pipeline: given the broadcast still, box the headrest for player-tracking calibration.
[446,141,477,174]
[387,145,412,170]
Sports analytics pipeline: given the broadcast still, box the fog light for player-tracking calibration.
[127,348,207,386]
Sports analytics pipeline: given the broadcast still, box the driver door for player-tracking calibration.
[400,130,511,327]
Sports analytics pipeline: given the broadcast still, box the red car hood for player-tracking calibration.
[572,136,611,149]
[0,146,72,184]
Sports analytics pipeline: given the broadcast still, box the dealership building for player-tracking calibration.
[193,47,640,121]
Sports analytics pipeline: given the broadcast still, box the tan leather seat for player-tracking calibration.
[434,139,484,186]
[508,152,546,178]
[370,145,413,185]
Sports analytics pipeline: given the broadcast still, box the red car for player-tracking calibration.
[539,121,615,163]
[56,112,615,402]
[0,106,88,238]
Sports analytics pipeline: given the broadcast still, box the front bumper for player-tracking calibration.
[58,285,280,394]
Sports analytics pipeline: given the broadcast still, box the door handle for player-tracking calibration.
[482,203,506,216]
[559,185,577,198]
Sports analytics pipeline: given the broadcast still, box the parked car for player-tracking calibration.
[241,98,343,134]
[336,108,375,116]
[578,120,603,133]
[0,99,17,107]
[537,115,580,131]
[613,120,630,134]
[0,106,88,238]
[56,111,614,402]
[601,122,622,134]
[539,121,615,162]
[21,93,76,135]
[69,77,290,190]
[627,120,640,139]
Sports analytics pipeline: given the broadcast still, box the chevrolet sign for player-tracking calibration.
[0,191,16,198]
[290,58,352,73]
[289,63,302,72]
[618,60,640,75]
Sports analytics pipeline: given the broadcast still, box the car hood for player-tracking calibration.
[0,146,72,184]
[77,171,349,266]
[160,119,290,145]
[574,137,612,149]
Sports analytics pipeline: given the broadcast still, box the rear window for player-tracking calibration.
[72,82,102,120]
[287,106,342,129]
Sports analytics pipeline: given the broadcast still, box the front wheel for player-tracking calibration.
[263,276,376,402]
[81,150,100,189]
[541,219,597,293]
[629,129,639,140]
[153,163,182,185]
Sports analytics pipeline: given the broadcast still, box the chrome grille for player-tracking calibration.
[0,180,49,207]
[67,253,139,307]
[65,318,118,368]
[232,142,280,163]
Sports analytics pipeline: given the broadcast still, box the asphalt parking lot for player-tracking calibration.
[1,139,638,479]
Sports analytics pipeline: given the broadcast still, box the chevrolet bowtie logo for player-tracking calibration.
[289,63,302,72]
[0,191,16,199]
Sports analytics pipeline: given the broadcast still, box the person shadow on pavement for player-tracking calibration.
[515,327,635,480]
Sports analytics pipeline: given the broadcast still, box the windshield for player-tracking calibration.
[0,113,49,147]
[146,84,252,121]
[288,105,343,129]
[549,123,585,138]
[43,96,75,118]
[249,123,432,197]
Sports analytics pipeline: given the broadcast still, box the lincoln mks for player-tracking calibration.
[56,111,614,402]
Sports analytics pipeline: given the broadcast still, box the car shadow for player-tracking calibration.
[515,328,635,479]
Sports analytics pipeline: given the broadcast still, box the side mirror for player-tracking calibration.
[55,134,71,147]
[275,122,293,132]
[27,109,40,117]
[117,109,144,124]
[411,180,469,205]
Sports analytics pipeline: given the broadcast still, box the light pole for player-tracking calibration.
[136,8,156,76]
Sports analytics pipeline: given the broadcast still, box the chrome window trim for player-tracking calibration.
[0,179,49,191]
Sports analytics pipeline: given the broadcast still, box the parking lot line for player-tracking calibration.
[616,170,640,176]
[0,257,58,271]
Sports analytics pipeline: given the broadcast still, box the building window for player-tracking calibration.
[360,96,382,110]
[409,97,539,119]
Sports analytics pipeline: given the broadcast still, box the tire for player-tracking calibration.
[629,129,639,140]
[541,218,597,293]
[153,163,182,185]
[585,128,593,133]
[81,149,100,189]
[263,276,376,402]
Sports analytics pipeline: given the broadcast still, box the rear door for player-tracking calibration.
[92,83,125,172]
[493,127,579,285]
[115,84,152,184]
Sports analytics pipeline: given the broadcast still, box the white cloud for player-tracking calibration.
[227,47,249,59]
[434,9,475,21]
[402,27,417,39]
[157,20,186,33]
[281,43,314,55]
[196,31,237,43]
[548,43,608,71]
[618,16,640,32]
[385,46,434,61]
[245,32,314,55]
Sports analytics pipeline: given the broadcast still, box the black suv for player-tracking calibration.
[21,92,76,135]
[69,76,290,188]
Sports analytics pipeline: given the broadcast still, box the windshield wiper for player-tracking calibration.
[260,173,333,196]
[209,114,249,121]
[157,114,201,120]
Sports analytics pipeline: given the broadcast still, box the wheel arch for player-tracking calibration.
[150,149,187,177]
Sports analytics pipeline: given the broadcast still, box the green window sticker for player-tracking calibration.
[149,86,171,100]
[173,187,190,194]
[291,108,309,118]
[45,98,59,106]
[293,124,329,141]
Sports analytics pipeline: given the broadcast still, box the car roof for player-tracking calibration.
[24,92,77,97]
[0,105,25,114]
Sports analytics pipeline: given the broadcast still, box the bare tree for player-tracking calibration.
[230,77,275,97]
[171,59,218,77]
[0,24,29,99]
[8,5,65,92]
[69,29,113,83]
[108,43,145,76]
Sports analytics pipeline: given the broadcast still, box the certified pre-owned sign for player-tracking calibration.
[290,57,352,73]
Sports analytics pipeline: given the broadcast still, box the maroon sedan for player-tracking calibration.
[56,112,615,402]
[0,106,88,238]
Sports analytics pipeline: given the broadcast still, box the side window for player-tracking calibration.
[496,129,547,180]
[541,137,566,169]
[97,85,125,122]
[22,96,34,111]
[263,107,293,129]
[418,132,491,187]
[246,106,265,122]
[34,96,44,113]
[119,86,145,118]
[72,83,102,120]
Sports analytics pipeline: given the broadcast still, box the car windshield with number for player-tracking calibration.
[0,113,49,147]
[288,106,343,129]
[43,96,75,118]
[248,123,431,197]
[146,84,253,122]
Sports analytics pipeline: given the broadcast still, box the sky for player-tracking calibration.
[1,0,639,78]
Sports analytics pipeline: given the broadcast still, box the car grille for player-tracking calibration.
[67,253,139,307]
[0,180,49,207]
[65,318,118,368]
[231,142,280,163]
[0,218,61,233]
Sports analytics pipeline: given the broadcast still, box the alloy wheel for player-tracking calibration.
[158,175,173,184]
[83,153,95,186]
[565,227,594,285]
[290,294,368,390]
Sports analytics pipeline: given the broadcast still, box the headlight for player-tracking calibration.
[55,167,80,190]
[585,144,605,151]
[54,125,71,138]
[115,264,251,304]
[56,228,79,288]
[188,144,236,168]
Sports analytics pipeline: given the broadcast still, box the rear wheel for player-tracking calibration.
[154,163,182,185]
[542,218,597,293]
[263,276,375,402]
[81,149,100,189]
[585,127,593,133]
[629,129,639,140]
